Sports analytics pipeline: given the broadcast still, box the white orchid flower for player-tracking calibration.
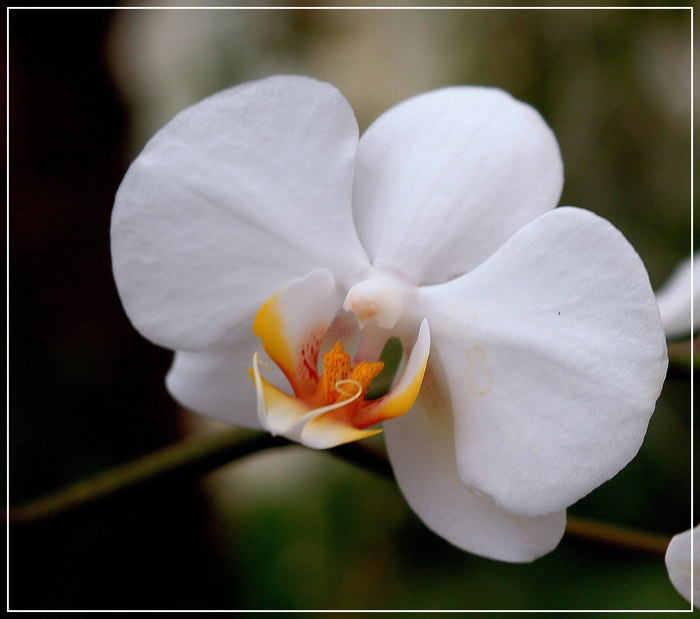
[111,75,668,563]
[666,525,698,607]
[656,254,700,339]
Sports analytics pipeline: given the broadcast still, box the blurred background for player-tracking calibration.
[9,2,695,610]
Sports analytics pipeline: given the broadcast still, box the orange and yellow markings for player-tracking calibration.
[320,342,384,405]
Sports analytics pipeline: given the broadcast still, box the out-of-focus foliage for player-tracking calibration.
[10,4,693,610]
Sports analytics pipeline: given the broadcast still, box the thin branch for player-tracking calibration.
[565,516,670,556]
[6,425,673,557]
[7,429,289,526]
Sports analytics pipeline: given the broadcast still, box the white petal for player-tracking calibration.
[111,75,370,351]
[384,366,566,563]
[666,526,699,607]
[656,254,700,339]
[165,318,271,429]
[418,207,668,518]
[353,86,563,286]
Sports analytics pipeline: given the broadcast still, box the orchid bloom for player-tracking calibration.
[666,525,698,608]
[655,254,700,339]
[111,75,668,563]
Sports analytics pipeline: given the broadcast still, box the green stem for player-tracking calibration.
[8,429,288,525]
[564,517,670,556]
[7,426,671,556]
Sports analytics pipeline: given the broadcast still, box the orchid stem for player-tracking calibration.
[7,426,671,556]
[8,429,288,526]
[564,517,670,556]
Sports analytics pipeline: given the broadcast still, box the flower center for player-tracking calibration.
[320,342,384,406]
[249,269,430,449]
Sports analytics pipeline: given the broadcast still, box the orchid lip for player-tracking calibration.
[249,270,430,449]
[252,351,366,435]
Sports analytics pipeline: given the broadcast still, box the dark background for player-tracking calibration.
[10,9,238,608]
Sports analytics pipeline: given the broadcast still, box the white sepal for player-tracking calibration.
[384,372,567,563]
